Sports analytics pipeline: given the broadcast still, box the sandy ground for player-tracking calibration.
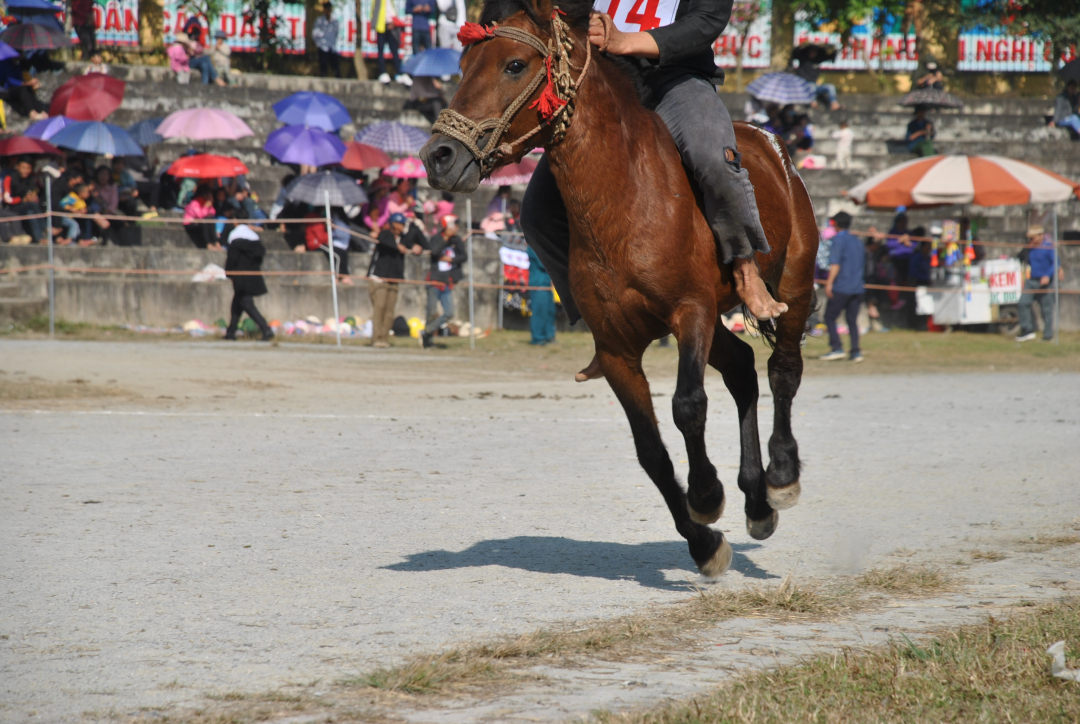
[1,338,1079,722]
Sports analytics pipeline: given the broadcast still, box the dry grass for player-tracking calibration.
[0,376,127,400]
[592,598,1080,724]
[857,565,953,596]
[1015,534,1080,553]
[970,549,1007,562]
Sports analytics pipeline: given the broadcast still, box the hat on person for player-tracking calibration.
[831,211,852,229]
[389,213,406,225]
[440,214,458,231]
[1026,225,1045,238]
[175,31,190,43]
[214,30,228,39]
[925,61,939,71]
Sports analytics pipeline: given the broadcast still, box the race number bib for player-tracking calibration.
[592,0,679,33]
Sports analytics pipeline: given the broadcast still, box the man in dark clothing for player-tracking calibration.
[223,222,274,341]
[4,160,46,243]
[820,211,865,362]
[906,107,935,156]
[420,213,466,348]
[70,0,96,57]
[1017,226,1063,342]
[369,213,422,347]
[520,0,786,331]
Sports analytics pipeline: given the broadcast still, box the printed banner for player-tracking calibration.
[980,259,1023,304]
[323,4,360,57]
[957,29,1075,72]
[92,0,140,46]
[794,11,918,71]
[163,0,306,54]
[358,0,420,59]
[712,0,771,70]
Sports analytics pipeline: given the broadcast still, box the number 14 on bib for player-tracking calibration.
[593,0,677,33]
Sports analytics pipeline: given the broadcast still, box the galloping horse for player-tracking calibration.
[420,0,819,578]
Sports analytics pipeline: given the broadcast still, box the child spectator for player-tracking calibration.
[59,183,107,246]
[831,120,853,170]
[84,53,108,75]
[183,184,220,249]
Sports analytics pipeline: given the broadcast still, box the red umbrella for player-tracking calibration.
[340,141,391,171]
[168,154,250,179]
[49,73,126,121]
[0,135,63,156]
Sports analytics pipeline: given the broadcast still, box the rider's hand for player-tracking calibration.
[588,13,659,58]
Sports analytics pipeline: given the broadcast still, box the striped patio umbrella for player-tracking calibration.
[746,72,816,105]
[845,155,1080,209]
[354,122,430,155]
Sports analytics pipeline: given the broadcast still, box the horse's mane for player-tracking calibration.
[478,0,649,104]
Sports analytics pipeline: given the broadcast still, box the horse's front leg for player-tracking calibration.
[599,346,731,579]
[669,305,725,527]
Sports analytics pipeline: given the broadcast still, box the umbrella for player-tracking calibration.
[157,108,254,141]
[168,154,249,179]
[402,48,462,77]
[49,121,144,156]
[845,154,1080,209]
[1059,58,1080,83]
[354,121,430,154]
[0,22,71,50]
[481,157,537,186]
[341,141,391,171]
[49,73,126,121]
[127,117,165,146]
[746,72,817,105]
[899,88,964,110]
[790,42,838,66]
[0,41,19,61]
[272,91,351,132]
[0,135,62,156]
[284,170,367,207]
[383,156,426,179]
[5,0,64,10]
[264,125,346,167]
[23,114,74,140]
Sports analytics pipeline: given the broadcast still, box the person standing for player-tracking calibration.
[70,0,96,58]
[312,2,342,78]
[371,0,410,85]
[1017,225,1063,342]
[369,213,421,347]
[831,119,853,170]
[224,221,274,341]
[526,243,555,345]
[3,159,46,244]
[406,0,432,52]
[820,211,865,362]
[435,0,464,49]
[420,214,466,348]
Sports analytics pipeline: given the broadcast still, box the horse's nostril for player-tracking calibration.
[431,143,455,169]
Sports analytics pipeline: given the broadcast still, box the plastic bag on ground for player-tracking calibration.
[1048,641,1080,682]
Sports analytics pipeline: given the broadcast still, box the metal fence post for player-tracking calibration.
[466,198,475,350]
[46,175,54,339]
[325,190,341,348]
[497,259,504,330]
[1052,206,1060,346]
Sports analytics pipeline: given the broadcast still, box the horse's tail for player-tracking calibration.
[742,304,778,349]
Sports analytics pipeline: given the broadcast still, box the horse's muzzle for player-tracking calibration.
[420,136,482,194]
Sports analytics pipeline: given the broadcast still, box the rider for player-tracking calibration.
[519,0,787,360]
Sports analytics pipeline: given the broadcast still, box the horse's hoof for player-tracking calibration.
[746,508,779,540]
[766,481,801,511]
[687,496,724,525]
[574,355,603,383]
[699,536,733,581]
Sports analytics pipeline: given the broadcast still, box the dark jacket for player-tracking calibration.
[225,236,268,297]
[639,0,731,96]
[427,232,467,285]
[370,229,407,280]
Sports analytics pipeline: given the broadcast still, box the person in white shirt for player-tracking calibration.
[831,119,854,170]
[435,0,465,50]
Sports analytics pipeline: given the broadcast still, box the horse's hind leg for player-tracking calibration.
[600,348,731,579]
[708,323,776,540]
[765,293,811,510]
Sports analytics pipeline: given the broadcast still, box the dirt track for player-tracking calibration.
[1,338,1078,722]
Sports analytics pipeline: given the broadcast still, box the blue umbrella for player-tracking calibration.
[354,121,430,155]
[127,117,165,146]
[0,42,17,61]
[50,120,144,156]
[264,125,346,167]
[746,72,817,105]
[24,114,74,140]
[272,92,351,132]
[5,0,63,11]
[402,48,461,77]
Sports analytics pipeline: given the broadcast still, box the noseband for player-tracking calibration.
[431,10,591,177]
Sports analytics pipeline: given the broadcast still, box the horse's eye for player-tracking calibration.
[505,60,526,75]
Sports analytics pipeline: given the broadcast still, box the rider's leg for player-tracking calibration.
[654,76,788,320]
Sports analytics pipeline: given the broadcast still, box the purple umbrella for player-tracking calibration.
[24,115,75,140]
[0,41,18,61]
[354,122,430,155]
[264,125,346,167]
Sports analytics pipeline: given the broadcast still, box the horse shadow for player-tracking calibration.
[381,536,780,590]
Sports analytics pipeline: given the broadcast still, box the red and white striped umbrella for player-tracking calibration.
[845,155,1080,209]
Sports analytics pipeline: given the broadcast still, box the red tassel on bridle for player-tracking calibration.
[528,55,567,122]
[458,22,495,46]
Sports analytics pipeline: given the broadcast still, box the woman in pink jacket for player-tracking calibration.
[184,184,220,250]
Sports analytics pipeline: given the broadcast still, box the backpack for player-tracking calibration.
[443,0,457,23]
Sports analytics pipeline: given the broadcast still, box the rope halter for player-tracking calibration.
[430,10,591,178]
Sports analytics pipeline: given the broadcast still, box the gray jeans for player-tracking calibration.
[1018,278,1054,339]
[521,73,769,323]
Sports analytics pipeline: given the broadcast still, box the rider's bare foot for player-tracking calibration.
[575,353,603,382]
[733,257,788,320]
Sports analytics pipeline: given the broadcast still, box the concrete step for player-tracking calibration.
[0,281,20,298]
[0,296,47,323]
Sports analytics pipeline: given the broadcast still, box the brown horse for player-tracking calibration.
[420,0,818,578]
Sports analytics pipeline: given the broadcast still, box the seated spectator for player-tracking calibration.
[361,178,392,233]
[269,173,297,222]
[486,184,511,216]
[790,47,840,111]
[434,190,455,227]
[302,209,327,253]
[906,107,935,156]
[182,34,226,86]
[183,15,208,45]
[233,187,267,220]
[112,157,140,216]
[386,178,416,218]
[89,165,123,243]
[59,183,106,246]
[184,184,220,249]
[1051,80,1080,140]
[84,53,108,75]
[404,76,448,124]
[0,63,49,120]
[210,31,233,85]
[3,159,46,243]
[167,34,192,84]
[914,60,944,90]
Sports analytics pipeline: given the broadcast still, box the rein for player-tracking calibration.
[431,10,591,177]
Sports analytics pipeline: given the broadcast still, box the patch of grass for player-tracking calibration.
[1016,534,1080,552]
[348,651,499,694]
[0,377,127,400]
[857,565,953,595]
[970,549,1007,562]
[592,598,1080,724]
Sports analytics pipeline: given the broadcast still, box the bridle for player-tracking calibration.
[430,10,592,177]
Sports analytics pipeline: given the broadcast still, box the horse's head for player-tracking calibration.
[421,0,591,192]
